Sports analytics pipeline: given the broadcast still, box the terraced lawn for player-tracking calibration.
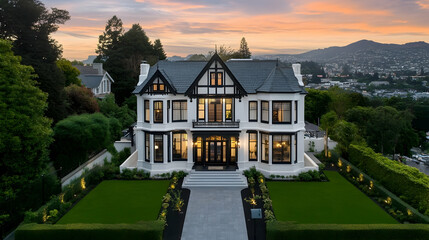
[267,171,397,224]
[57,180,169,224]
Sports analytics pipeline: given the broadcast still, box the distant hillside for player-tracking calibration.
[255,40,429,73]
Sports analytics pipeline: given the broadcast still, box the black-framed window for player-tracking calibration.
[144,100,150,122]
[272,101,291,123]
[210,72,223,86]
[249,101,258,122]
[294,101,298,124]
[172,100,187,122]
[231,137,237,163]
[173,133,187,161]
[154,134,163,163]
[145,133,150,162]
[261,101,269,123]
[272,135,291,163]
[152,78,165,92]
[154,101,163,123]
[249,133,257,161]
[208,99,222,122]
[225,98,233,121]
[261,133,269,163]
[198,99,205,121]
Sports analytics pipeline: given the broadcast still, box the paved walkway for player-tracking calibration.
[181,187,248,240]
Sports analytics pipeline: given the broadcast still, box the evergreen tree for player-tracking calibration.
[153,39,167,60]
[238,37,251,58]
[96,15,124,60]
[0,0,70,122]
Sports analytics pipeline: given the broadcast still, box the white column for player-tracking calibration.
[163,134,168,164]
[137,130,144,163]
[257,131,261,163]
[150,134,154,164]
[136,96,143,125]
[187,131,193,164]
[269,135,273,165]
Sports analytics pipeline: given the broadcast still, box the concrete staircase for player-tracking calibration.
[182,170,248,188]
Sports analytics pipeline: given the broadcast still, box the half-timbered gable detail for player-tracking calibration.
[185,53,247,99]
[137,70,176,95]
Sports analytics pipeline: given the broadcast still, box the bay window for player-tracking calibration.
[261,133,269,163]
[272,101,291,123]
[272,135,291,163]
[172,100,187,122]
[173,133,187,161]
[261,101,269,123]
[154,134,163,163]
[144,100,150,122]
[249,101,257,122]
[249,133,257,161]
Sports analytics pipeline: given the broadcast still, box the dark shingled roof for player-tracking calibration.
[74,65,100,75]
[80,75,103,88]
[133,59,305,94]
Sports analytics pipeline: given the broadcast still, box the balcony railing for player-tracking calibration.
[192,120,240,128]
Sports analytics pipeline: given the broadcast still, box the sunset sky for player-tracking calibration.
[42,0,429,60]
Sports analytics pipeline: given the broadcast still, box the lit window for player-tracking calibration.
[261,133,269,163]
[144,100,150,122]
[154,101,163,123]
[210,72,223,86]
[249,133,257,161]
[273,135,291,163]
[154,134,163,163]
[198,99,205,121]
[225,98,232,121]
[173,133,187,161]
[273,101,291,123]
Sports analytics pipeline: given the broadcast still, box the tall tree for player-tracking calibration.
[0,39,53,222]
[238,37,251,58]
[95,15,124,60]
[320,111,338,157]
[57,58,81,86]
[97,19,167,104]
[153,39,167,60]
[0,0,70,122]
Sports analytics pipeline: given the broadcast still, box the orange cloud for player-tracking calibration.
[296,2,391,16]
[417,0,429,9]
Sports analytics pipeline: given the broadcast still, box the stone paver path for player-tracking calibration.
[181,187,248,240]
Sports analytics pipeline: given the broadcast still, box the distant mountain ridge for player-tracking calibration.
[255,40,429,72]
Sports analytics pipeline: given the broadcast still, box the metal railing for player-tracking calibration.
[192,120,240,128]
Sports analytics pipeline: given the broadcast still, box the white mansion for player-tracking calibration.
[121,53,318,176]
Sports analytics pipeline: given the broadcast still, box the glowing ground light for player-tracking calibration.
[407,209,413,216]
[359,173,364,182]
[81,178,86,190]
[385,197,392,205]
[369,181,374,189]
[170,184,175,189]
[346,165,351,173]
[338,159,343,167]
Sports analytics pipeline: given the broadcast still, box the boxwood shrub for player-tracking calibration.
[348,144,429,215]
[15,222,164,240]
[267,222,429,240]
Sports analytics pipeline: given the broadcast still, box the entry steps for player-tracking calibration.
[182,170,248,188]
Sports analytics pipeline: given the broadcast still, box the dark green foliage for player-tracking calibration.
[99,94,136,129]
[15,222,164,240]
[349,144,429,215]
[0,0,71,122]
[97,16,167,104]
[0,39,55,235]
[120,169,150,180]
[298,172,312,181]
[266,222,429,240]
[305,89,331,124]
[243,166,263,179]
[51,113,117,177]
[64,84,99,115]
[56,59,81,86]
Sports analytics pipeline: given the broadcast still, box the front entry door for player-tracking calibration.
[206,137,226,165]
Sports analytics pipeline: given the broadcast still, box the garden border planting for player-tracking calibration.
[15,222,163,240]
[266,222,429,240]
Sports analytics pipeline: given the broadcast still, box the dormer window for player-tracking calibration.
[210,72,223,86]
[152,78,165,92]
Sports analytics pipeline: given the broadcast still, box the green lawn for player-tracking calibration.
[57,180,169,224]
[267,171,397,224]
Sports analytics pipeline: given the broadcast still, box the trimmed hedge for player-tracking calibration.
[15,222,164,240]
[267,222,429,240]
[349,144,429,215]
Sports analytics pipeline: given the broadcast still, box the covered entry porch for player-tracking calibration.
[192,131,239,167]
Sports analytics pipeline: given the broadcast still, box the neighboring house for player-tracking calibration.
[74,63,114,98]
[122,53,318,176]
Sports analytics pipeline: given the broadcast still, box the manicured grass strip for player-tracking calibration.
[15,222,164,240]
[57,180,169,224]
[267,222,429,240]
[267,171,396,224]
